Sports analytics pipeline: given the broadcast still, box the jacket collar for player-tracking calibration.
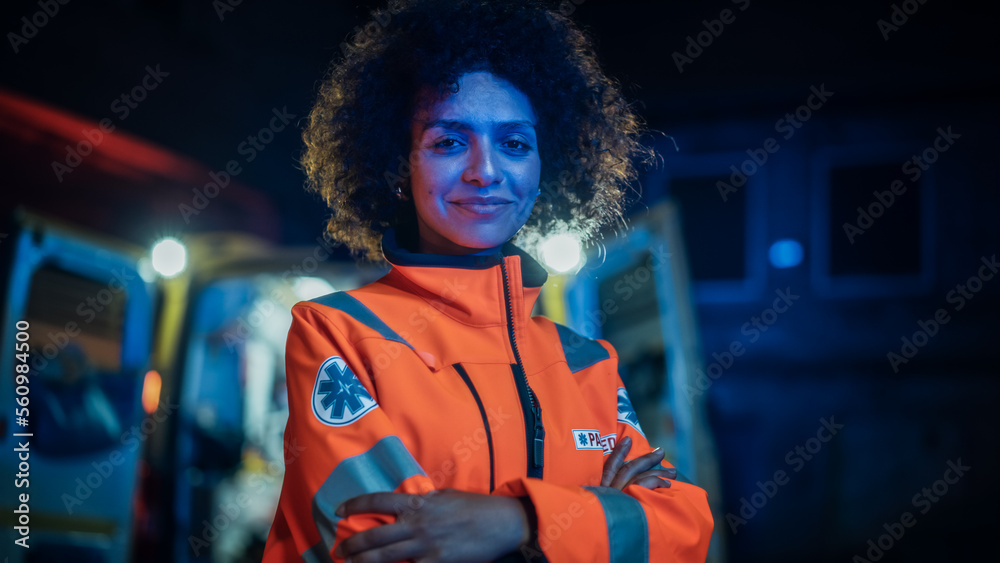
[380,228,548,326]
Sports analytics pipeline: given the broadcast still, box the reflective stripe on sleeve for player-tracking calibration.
[553,323,611,373]
[583,486,650,563]
[304,435,427,560]
[310,292,416,351]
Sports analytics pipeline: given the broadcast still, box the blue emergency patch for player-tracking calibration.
[312,356,378,426]
[616,387,646,438]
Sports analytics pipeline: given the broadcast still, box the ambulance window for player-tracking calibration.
[828,162,921,276]
[24,265,130,456]
[668,174,746,282]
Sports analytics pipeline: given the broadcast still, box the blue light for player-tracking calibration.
[769,239,803,269]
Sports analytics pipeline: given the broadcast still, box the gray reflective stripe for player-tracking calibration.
[554,323,610,373]
[304,435,427,561]
[301,542,331,563]
[584,486,649,563]
[311,292,415,350]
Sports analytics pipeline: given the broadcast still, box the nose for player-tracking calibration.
[461,139,502,188]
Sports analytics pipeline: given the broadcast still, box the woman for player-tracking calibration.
[264,1,714,561]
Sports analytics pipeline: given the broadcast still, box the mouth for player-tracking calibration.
[448,196,513,215]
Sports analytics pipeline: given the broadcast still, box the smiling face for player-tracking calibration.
[408,71,541,255]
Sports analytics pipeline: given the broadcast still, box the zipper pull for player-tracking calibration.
[532,406,545,468]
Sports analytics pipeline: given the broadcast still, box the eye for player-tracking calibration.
[503,139,533,152]
[432,137,463,150]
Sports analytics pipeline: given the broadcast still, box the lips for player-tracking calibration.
[449,196,513,205]
[448,196,514,216]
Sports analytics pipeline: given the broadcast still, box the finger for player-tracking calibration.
[601,436,632,487]
[651,464,678,480]
[629,469,675,486]
[610,448,665,490]
[628,474,671,490]
[337,492,422,518]
[336,522,413,558]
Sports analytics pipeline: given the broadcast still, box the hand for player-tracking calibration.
[334,489,530,563]
[600,435,676,490]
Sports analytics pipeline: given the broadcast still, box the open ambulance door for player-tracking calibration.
[561,200,727,563]
[0,210,155,562]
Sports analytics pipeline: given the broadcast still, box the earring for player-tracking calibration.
[394,183,409,201]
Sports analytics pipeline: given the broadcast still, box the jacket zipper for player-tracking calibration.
[500,259,544,478]
[453,363,496,492]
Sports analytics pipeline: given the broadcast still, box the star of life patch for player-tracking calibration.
[312,356,378,426]
[573,429,617,455]
[616,387,646,438]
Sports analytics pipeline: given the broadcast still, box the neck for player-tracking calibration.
[417,236,505,257]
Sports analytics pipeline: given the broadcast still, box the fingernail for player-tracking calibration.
[652,447,661,454]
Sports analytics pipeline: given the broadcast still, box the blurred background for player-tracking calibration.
[0,0,997,562]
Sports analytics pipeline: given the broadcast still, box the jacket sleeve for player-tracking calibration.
[492,376,714,562]
[263,302,436,563]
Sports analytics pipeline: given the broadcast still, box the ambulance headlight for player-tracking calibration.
[151,237,187,278]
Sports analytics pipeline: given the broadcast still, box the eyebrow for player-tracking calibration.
[420,119,536,133]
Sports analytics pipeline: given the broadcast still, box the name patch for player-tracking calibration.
[573,429,617,455]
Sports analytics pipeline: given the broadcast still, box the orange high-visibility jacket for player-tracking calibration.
[263,231,714,562]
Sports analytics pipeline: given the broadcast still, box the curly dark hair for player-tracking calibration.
[302,0,655,261]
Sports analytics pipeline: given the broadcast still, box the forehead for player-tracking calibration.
[411,72,536,126]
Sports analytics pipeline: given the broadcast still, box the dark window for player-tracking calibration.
[668,175,746,281]
[829,163,921,276]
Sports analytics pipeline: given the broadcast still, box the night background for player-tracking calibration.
[1,0,998,562]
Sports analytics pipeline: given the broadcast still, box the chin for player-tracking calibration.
[445,225,509,249]
[455,237,506,250]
